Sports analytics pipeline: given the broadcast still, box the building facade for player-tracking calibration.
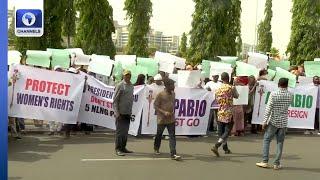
[113,21,179,55]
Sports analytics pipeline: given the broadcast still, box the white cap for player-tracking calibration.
[54,65,63,71]
[67,67,78,74]
[154,74,162,81]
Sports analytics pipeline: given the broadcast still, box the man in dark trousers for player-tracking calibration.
[153,78,181,160]
[256,78,292,170]
[113,70,134,156]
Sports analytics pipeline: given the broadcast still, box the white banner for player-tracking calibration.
[77,76,144,136]
[8,65,85,124]
[247,52,268,69]
[233,86,249,105]
[177,70,201,88]
[141,86,213,135]
[252,80,317,129]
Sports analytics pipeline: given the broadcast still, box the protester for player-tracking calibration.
[211,72,239,156]
[154,78,181,160]
[186,65,193,71]
[256,78,292,170]
[313,76,319,135]
[62,67,80,138]
[149,74,165,98]
[232,77,245,136]
[245,75,258,134]
[113,70,134,156]
[297,65,305,76]
[135,74,146,86]
[48,66,64,136]
[258,69,268,81]
[147,76,154,85]
[204,74,222,132]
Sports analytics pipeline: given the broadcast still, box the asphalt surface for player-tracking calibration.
[8,132,320,180]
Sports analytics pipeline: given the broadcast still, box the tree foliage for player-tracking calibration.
[124,0,152,57]
[178,32,187,57]
[270,47,279,57]
[188,0,242,64]
[75,0,116,58]
[62,0,76,48]
[287,0,320,65]
[257,0,273,53]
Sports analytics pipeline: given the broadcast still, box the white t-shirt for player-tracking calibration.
[147,83,165,99]
[204,81,222,92]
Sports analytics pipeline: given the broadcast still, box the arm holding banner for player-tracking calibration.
[232,86,239,99]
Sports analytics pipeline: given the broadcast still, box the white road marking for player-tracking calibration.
[81,157,194,161]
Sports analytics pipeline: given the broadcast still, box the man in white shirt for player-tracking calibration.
[204,74,222,132]
[204,74,222,92]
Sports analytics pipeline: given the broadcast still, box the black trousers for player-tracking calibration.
[115,114,131,151]
[154,123,176,156]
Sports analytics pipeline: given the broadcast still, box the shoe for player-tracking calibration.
[171,154,181,161]
[225,150,232,154]
[318,132,320,136]
[115,150,125,156]
[154,150,160,155]
[164,136,169,140]
[256,162,269,168]
[122,149,133,153]
[14,137,22,140]
[211,147,220,157]
[273,164,282,170]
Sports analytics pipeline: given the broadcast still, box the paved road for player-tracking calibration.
[8,133,320,180]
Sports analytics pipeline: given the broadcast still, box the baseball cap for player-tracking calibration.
[67,67,79,74]
[123,70,131,76]
[54,65,63,71]
[154,74,162,81]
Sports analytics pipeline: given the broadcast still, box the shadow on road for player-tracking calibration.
[8,133,138,162]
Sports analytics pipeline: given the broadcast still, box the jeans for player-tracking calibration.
[215,121,234,151]
[115,114,131,151]
[154,123,176,156]
[262,124,286,165]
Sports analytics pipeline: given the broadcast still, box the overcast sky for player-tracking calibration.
[9,0,293,54]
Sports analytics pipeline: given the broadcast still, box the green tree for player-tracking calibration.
[188,0,241,64]
[8,8,15,47]
[14,0,65,54]
[257,0,273,53]
[124,0,152,57]
[270,47,279,57]
[178,32,187,58]
[75,0,116,58]
[62,0,76,48]
[287,0,320,65]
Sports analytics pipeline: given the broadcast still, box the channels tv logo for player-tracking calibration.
[15,9,43,37]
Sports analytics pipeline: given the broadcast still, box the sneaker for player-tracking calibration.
[115,150,125,156]
[211,147,220,157]
[122,149,133,153]
[164,136,169,140]
[14,136,22,140]
[273,164,282,170]
[154,150,160,155]
[318,132,320,136]
[171,154,181,161]
[256,162,269,168]
[225,150,232,154]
